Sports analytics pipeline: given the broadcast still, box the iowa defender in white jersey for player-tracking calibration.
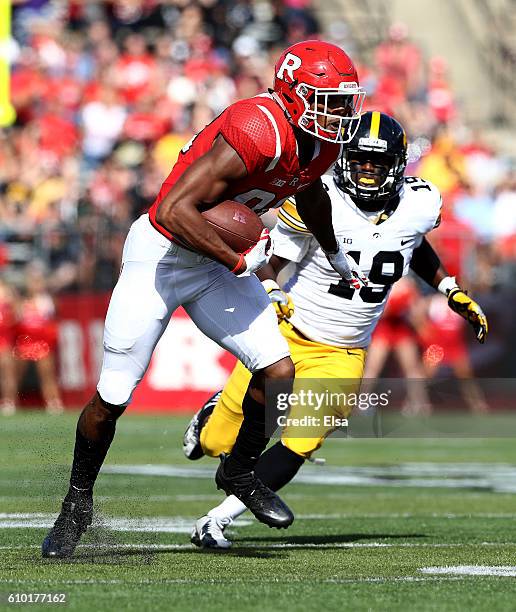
[183,111,488,549]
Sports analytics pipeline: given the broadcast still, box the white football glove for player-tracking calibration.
[262,279,294,321]
[325,247,368,289]
[233,228,273,277]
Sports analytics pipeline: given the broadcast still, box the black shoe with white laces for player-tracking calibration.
[215,454,294,529]
[191,515,232,549]
[42,489,93,559]
[183,391,221,460]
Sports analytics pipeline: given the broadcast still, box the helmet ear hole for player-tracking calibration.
[283,92,298,114]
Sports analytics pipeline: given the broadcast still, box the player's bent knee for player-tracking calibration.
[97,369,136,407]
[200,435,231,458]
[199,398,242,457]
[200,426,234,458]
[264,356,295,381]
[281,436,323,459]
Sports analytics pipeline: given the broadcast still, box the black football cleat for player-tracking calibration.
[183,391,221,460]
[42,489,93,559]
[215,454,294,529]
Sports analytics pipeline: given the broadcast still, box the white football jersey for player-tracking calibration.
[272,175,442,348]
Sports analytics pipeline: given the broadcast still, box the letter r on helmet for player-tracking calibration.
[276,53,302,82]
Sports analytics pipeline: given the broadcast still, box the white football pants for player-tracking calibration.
[97,214,289,406]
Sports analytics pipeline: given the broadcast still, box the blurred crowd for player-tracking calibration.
[0,0,515,411]
[1,1,515,292]
[1,0,322,292]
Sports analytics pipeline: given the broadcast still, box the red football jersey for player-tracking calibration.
[148,92,341,242]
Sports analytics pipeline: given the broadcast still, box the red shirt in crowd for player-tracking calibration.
[115,53,156,104]
[15,295,58,361]
[34,114,78,160]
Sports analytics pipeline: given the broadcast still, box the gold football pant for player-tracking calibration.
[200,319,366,459]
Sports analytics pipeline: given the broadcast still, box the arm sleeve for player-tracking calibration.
[271,199,313,263]
[409,237,442,286]
[219,103,276,175]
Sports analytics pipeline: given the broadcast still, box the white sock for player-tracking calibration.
[207,495,247,522]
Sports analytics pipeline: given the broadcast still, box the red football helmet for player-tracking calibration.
[272,40,365,144]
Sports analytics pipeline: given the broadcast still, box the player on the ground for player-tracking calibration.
[42,40,369,558]
[183,111,489,549]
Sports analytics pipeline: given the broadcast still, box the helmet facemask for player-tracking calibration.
[296,82,365,144]
[337,148,406,211]
[333,111,408,211]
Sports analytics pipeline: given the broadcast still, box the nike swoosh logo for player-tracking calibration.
[401,239,411,246]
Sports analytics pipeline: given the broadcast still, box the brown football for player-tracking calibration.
[201,200,264,253]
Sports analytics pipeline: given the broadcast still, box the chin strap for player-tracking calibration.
[374,194,400,224]
[269,89,291,120]
[349,194,399,224]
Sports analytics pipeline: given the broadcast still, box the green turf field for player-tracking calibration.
[2,412,516,611]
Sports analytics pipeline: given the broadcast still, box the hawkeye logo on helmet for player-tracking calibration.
[277,53,302,81]
[358,137,388,152]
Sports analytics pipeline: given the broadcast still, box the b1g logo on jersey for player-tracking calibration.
[276,53,302,82]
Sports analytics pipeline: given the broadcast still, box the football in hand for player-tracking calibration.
[201,200,265,253]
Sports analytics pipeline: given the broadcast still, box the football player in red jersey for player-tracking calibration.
[43,40,367,558]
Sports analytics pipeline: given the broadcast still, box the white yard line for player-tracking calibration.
[0,515,251,532]
[2,512,516,533]
[296,512,516,519]
[101,463,516,493]
[0,494,224,503]
[1,541,516,551]
[420,566,516,577]
[0,576,492,586]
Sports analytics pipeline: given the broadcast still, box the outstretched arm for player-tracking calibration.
[296,179,367,288]
[410,237,488,343]
[295,178,338,252]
